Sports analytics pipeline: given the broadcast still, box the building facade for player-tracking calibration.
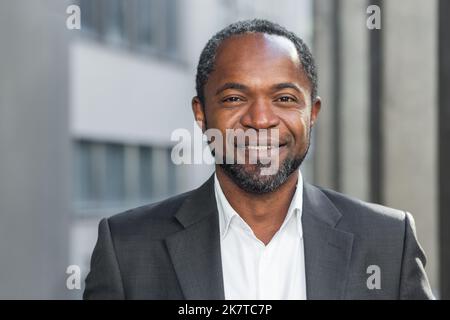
[313,0,450,298]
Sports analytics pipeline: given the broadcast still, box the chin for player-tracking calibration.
[220,155,303,194]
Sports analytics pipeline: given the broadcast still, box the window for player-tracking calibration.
[134,0,159,48]
[72,140,176,216]
[103,143,125,204]
[77,0,180,61]
[73,140,95,206]
[139,146,154,201]
[165,0,178,55]
[101,0,126,45]
[78,0,99,36]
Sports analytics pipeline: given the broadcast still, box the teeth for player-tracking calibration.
[242,146,279,150]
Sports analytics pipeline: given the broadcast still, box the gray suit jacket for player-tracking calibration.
[83,175,434,300]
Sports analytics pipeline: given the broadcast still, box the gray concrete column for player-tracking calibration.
[338,0,370,201]
[313,0,338,189]
[313,0,371,201]
[382,0,439,293]
[0,0,70,298]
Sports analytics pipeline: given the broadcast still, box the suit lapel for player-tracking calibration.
[302,183,354,299]
[165,175,225,299]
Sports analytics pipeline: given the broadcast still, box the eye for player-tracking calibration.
[276,96,297,103]
[222,96,244,103]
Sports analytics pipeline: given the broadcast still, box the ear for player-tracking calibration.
[310,96,322,127]
[192,96,206,132]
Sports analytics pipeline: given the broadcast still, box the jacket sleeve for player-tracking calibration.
[83,218,125,299]
[399,212,435,300]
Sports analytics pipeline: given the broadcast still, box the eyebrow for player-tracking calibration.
[215,82,248,95]
[214,82,305,96]
[272,82,303,94]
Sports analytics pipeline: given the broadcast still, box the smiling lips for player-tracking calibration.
[235,140,287,148]
[237,145,284,150]
[234,143,288,155]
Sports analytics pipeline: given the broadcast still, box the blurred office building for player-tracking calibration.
[1,0,311,298]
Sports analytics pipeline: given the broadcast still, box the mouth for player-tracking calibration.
[234,143,288,161]
[237,145,281,150]
[235,142,287,150]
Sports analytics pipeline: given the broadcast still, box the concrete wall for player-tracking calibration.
[382,0,439,293]
[0,0,70,298]
[339,0,370,201]
[312,0,336,189]
[313,0,439,293]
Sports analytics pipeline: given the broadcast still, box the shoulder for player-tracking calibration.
[101,175,216,242]
[319,186,406,221]
[104,189,194,240]
[313,185,410,237]
[310,185,415,257]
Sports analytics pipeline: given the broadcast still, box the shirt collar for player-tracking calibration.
[214,171,304,240]
[214,174,239,238]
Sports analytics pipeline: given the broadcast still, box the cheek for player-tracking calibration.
[204,108,222,130]
[207,108,242,131]
[205,110,240,150]
[283,111,311,141]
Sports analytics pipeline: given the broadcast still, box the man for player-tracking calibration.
[84,19,434,300]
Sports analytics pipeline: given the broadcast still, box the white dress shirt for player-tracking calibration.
[214,171,306,300]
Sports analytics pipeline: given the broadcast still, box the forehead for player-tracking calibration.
[208,33,307,89]
[217,33,299,65]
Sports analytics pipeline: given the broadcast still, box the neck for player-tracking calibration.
[216,166,299,245]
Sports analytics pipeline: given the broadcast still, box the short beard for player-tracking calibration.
[219,145,309,194]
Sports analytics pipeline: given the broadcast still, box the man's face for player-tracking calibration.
[193,33,321,193]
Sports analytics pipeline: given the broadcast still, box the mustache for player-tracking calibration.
[202,127,292,147]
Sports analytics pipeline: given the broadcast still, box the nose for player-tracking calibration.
[240,98,280,130]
